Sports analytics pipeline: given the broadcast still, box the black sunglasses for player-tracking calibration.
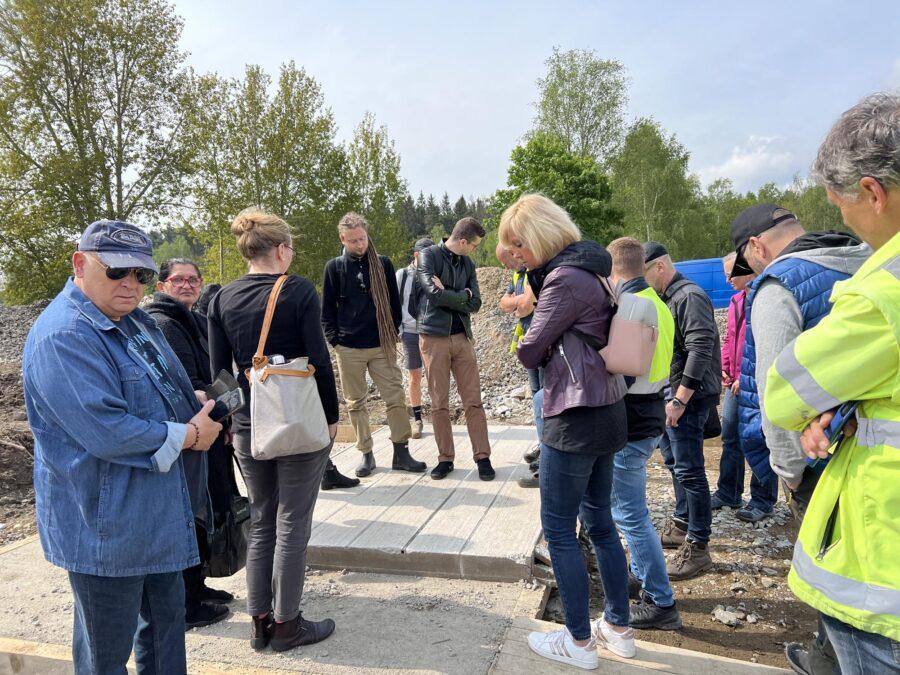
[92,256,156,285]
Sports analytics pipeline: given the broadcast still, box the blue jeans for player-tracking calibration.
[532,387,545,443]
[611,436,675,607]
[714,389,778,512]
[821,613,900,674]
[539,444,630,640]
[527,367,544,396]
[658,406,712,544]
[68,571,186,674]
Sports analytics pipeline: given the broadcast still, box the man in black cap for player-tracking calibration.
[22,220,222,673]
[396,237,434,439]
[643,241,721,580]
[728,204,869,522]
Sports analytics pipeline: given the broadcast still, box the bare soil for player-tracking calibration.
[0,363,37,547]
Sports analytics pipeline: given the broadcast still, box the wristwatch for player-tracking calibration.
[670,397,687,409]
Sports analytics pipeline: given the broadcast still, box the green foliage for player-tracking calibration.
[486,132,623,257]
[0,0,191,301]
[533,48,629,164]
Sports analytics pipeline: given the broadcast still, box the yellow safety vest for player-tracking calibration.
[765,231,900,641]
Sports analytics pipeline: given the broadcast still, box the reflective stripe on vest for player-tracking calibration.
[856,417,900,448]
[774,339,843,413]
[793,541,900,618]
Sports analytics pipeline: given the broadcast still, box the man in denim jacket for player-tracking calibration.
[22,220,221,674]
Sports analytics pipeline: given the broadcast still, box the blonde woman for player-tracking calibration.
[500,194,634,669]
[206,208,339,652]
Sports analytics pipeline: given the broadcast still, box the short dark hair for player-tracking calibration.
[450,217,485,242]
[159,258,201,282]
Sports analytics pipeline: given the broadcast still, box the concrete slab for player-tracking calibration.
[491,616,789,674]
[0,537,523,674]
[308,424,542,582]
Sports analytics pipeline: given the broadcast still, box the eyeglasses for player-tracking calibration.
[166,276,202,288]
[91,256,156,285]
[356,271,368,293]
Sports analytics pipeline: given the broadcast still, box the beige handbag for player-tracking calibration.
[571,277,659,377]
[248,275,330,460]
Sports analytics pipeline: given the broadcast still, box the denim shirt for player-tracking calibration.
[22,280,201,576]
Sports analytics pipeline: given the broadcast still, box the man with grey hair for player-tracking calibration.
[644,242,721,580]
[766,91,899,675]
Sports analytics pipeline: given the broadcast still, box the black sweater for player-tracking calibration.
[145,292,211,390]
[207,273,340,431]
[320,253,402,348]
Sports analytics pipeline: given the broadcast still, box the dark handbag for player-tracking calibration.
[703,405,722,439]
[206,495,250,578]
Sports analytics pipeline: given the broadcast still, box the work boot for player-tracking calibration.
[411,419,424,439]
[666,540,713,580]
[269,613,335,652]
[355,451,376,478]
[528,460,540,474]
[710,493,742,510]
[185,601,229,630]
[321,461,360,490]
[523,444,541,464]
[477,458,496,481]
[784,639,839,675]
[629,591,682,630]
[392,442,427,472]
[251,612,273,651]
[431,461,454,480]
[660,518,688,549]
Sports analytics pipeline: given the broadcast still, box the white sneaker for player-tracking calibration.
[411,419,423,439]
[527,627,598,670]
[592,617,636,658]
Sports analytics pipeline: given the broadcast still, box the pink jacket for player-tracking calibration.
[721,290,747,383]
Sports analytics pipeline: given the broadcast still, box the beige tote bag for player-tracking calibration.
[248,275,331,460]
[597,277,658,377]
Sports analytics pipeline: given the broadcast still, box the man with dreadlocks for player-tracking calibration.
[321,213,427,477]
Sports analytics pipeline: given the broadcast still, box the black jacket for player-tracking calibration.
[145,292,236,523]
[145,292,211,390]
[321,252,402,348]
[416,241,482,339]
[661,273,722,405]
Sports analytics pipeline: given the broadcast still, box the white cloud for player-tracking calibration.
[698,136,795,192]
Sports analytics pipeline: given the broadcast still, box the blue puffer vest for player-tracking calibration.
[738,257,850,482]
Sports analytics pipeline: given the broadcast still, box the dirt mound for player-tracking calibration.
[0,364,36,546]
[0,301,49,364]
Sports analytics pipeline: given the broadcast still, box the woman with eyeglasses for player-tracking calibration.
[146,259,236,630]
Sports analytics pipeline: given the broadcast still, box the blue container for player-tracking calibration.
[674,257,732,309]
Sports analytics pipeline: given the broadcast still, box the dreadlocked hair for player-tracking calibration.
[339,212,398,359]
[366,239,399,358]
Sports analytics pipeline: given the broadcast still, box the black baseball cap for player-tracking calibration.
[730,204,799,277]
[643,241,669,264]
[78,220,157,272]
[413,237,435,253]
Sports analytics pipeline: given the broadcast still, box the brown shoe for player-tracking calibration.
[660,518,687,549]
[666,540,712,581]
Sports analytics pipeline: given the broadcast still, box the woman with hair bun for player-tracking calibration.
[207,207,349,652]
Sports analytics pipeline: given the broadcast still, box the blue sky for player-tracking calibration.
[176,0,900,200]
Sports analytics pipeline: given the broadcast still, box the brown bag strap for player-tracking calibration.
[252,274,289,370]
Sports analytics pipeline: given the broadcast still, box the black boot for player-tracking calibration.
[392,442,426,472]
[629,591,682,630]
[355,452,376,477]
[477,458,495,481]
[269,614,335,652]
[430,461,454,480]
[251,612,273,651]
[322,461,360,490]
[185,600,229,630]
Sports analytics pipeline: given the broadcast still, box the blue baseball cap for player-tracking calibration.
[77,220,157,272]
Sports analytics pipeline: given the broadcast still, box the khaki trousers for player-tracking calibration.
[419,333,491,462]
[334,345,411,453]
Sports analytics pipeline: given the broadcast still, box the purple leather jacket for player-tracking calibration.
[517,241,627,418]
